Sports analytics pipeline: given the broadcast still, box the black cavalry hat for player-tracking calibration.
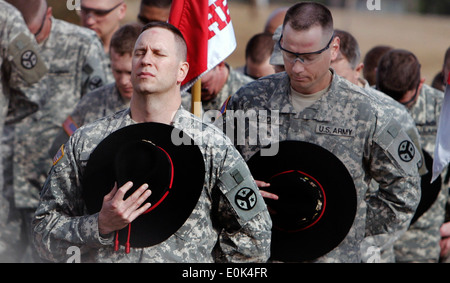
[411,150,442,224]
[247,140,357,262]
[82,122,205,252]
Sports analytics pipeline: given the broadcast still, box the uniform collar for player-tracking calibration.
[268,69,342,122]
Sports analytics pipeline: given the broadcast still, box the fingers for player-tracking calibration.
[441,222,450,238]
[260,190,279,200]
[112,181,134,202]
[99,182,152,234]
[254,180,279,200]
[255,180,270,188]
[123,183,152,217]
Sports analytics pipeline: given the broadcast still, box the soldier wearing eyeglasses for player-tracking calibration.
[219,2,421,262]
[4,0,113,262]
[79,0,127,55]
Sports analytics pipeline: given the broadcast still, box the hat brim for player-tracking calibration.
[411,150,442,224]
[247,140,357,261]
[82,122,205,248]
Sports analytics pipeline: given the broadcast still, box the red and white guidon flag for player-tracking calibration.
[169,0,236,90]
[432,72,450,182]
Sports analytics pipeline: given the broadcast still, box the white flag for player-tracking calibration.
[432,73,450,182]
[169,0,236,91]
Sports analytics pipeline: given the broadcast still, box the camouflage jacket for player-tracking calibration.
[394,84,448,262]
[0,0,47,247]
[0,0,47,129]
[219,70,421,262]
[9,18,113,209]
[49,83,128,157]
[202,64,253,111]
[33,108,272,263]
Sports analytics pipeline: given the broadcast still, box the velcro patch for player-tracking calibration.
[376,119,421,176]
[53,145,65,166]
[9,32,48,84]
[220,162,266,224]
[62,116,78,136]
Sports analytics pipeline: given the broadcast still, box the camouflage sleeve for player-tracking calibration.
[1,4,47,125]
[363,117,421,262]
[80,36,110,96]
[212,146,272,263]
[32,133,112,262]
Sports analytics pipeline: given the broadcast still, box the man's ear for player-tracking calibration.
[177,61,189,84]
[330,36,340,61]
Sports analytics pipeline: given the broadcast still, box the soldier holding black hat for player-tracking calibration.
[219,2,421,263]
[32,21,271,263]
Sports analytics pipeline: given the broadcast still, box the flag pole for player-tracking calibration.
[191,79,202,118]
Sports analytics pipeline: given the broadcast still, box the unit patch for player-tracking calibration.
[398,140,415,162]
[21,50,37,69]
[235,187,257,211]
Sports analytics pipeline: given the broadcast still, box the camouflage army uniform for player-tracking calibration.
[8,17,113,211]
[32,108,272,263]
[0,0,47,262]
[219,70,421,263]
[49,83,128,158]
[202,64,253,111]
[394,84,448,263]
[358,79,425,262]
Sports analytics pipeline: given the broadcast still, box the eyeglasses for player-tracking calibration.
[80,2,124,18]
[278,32,335,65]
[34,2,48,37]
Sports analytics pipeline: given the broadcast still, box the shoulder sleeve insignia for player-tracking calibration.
[53,145,65,166]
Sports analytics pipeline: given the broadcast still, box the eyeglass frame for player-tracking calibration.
[80,2,124,18]
[278,31,336,65]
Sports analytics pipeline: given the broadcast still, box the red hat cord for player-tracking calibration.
[114,145,175,254]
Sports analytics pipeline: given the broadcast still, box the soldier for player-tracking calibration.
[32,21,271,263]
[331,29,427,262]
[219,2,421,263]
[237,32,275,80]
[5,0,112,262]
[79,0,126,83]
[49,23,143,158]
[377,49,448,263]
[362,45,393,87]
[431,47,450,92]
[200,61,253,112]
[79,0,126,55]
[0,0,47,263]
[263,7,288,35]
[137,0,172,25]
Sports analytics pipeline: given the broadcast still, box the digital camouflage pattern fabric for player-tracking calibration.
[9,18,113,210]
[49,83,128,158]
[394,84,448,262]
[33,108,272,263]
[219,70,421,263]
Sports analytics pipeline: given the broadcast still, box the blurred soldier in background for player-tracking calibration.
[377,49,448,262]
[0,0,47,262]
[49,23,142,157]
[138,0,172,24]
[4,0,112,262]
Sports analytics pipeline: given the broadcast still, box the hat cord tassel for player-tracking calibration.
[114,224,131,254]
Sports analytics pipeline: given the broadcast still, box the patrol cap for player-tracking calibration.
[269,25,284,66]
[247,140,357,261]
[82,122,205,252]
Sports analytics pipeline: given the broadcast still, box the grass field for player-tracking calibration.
[50,0,450,83]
